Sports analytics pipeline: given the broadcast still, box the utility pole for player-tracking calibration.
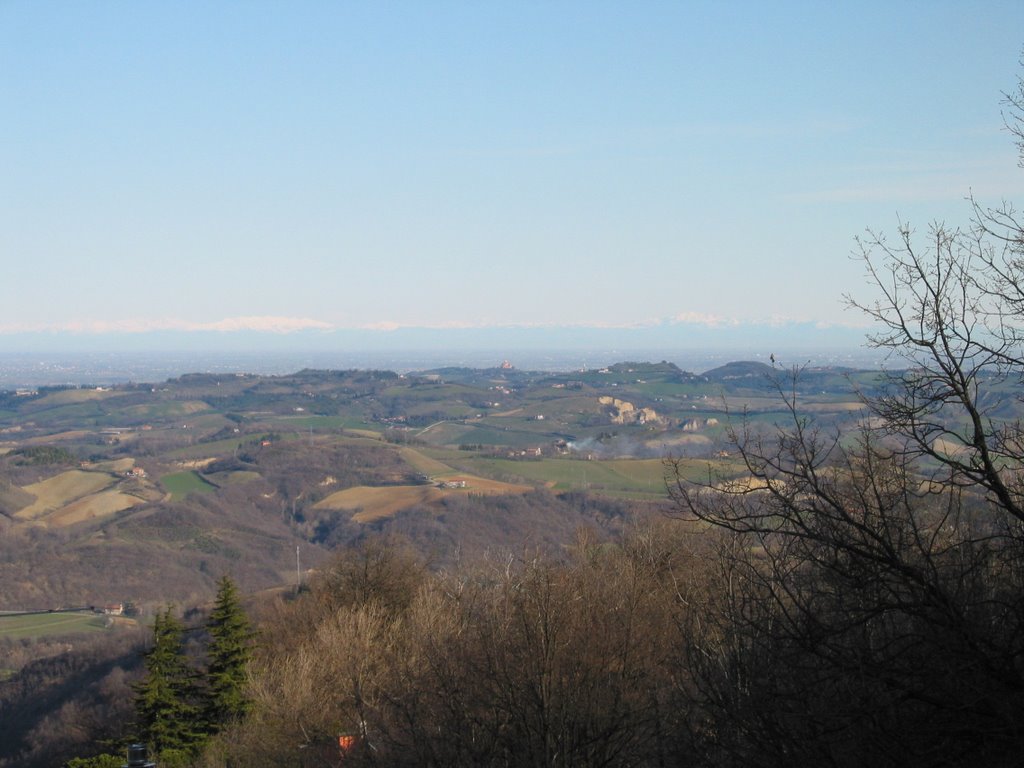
[296,545,301,594]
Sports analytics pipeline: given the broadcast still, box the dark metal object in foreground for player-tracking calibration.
[124,743,156,768]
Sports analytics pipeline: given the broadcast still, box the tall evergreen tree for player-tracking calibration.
[134,607,201,755]
[204,576,254,730]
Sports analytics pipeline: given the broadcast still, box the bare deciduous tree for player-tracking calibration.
[669,65,1024,768]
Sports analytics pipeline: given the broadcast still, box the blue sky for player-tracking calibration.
[3,2,1023,348]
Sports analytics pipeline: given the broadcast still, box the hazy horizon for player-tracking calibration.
[0,342,888,390]
[4,3,1024,351]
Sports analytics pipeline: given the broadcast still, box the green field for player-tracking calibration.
[161,470,217,500]
[169,436,247,458]
[123,399,211,420]
[266,415,351,429]
[0,612,109,639]
[380,383,480,401]
[170,431,303,459]
[203,470,261,487]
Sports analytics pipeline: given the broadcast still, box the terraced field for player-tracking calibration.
[15,471,116,521]
[452,455,744,498]
[315,475,532,522]
[92,457,136,473]
[45,489,145,526]
[394,445,456,477]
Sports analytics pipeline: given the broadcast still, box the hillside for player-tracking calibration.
[0,361,882,613]
[0,358,1014,767]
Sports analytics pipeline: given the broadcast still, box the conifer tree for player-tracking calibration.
[204,575,254,730]
[134,607,201,755]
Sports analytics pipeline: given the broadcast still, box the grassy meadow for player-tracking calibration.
[161,470,217,500]
[0,612,111,640]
